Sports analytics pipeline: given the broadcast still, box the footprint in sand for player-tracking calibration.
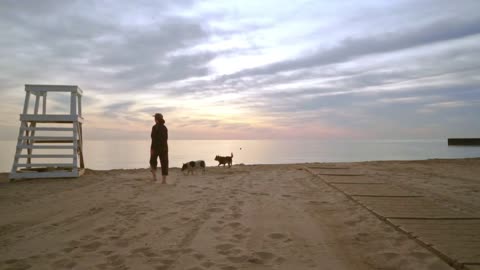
[3,259,18,264]
[81,241,103,252]
[114,239,129,248]
[220,265,238,270]
[216,243,235,255]
[365,251,400,267]
[268,232,287,240]
[106,254,125,267]
[247,251,276,265]
[88,207,104,215]
[210,226,222,232]
[160,259,175,265]
[175,200,198,206]
[344,220,358,226]
[231,213,242,219]
[182,248,194,254]
[411,251,431,260]
[46,252,58,259]
[232,233,246,241]
[193,253,206,260]
[80,235,97,241]
[201,261,215,268]
[207,207,224,213]
[383,227,394,233]
[62,246,77,253]
[28,255,41,260]
[96,262,108,269]
[227,222,242,228]
[51,258,76,269]
[94,226,109,233]
[4,259,32,270]
[161,249,178,255]
[255,251,275,260]
[131,247,158,257]
[226,255,248,263]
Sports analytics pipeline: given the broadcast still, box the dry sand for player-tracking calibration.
[1,158,480,270]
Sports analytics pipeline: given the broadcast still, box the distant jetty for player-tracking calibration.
[448,138,480,146]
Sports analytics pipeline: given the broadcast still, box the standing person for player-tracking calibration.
[150,113,168,183]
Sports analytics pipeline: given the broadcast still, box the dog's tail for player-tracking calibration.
[231,152,233,158]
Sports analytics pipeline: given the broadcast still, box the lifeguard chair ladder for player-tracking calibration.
[9,85,85,180]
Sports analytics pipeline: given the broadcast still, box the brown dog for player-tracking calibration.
[214,153,233,167]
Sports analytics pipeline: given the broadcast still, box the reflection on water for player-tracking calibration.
[1,139,479,172]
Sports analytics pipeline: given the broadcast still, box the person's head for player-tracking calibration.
[153,113,165,124]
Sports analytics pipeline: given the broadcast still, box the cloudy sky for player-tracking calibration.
[1,0,479,140]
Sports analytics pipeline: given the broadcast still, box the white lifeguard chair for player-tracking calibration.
[9,85,85,180]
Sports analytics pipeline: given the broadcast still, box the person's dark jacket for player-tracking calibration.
[151,122,168,152]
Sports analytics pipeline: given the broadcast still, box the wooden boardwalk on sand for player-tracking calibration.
[304,165,480,270]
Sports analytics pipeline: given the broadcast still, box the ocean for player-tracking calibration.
[1,139,480,172]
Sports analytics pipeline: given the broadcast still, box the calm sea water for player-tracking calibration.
[1,139,479,172]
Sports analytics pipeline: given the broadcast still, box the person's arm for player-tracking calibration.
[150,126,155,155]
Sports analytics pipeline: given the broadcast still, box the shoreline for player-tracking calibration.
[1,158,479,269]
[3,157,480,175]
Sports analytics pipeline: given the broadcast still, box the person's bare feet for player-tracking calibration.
[150,167,157,181]
[161,175,167,184]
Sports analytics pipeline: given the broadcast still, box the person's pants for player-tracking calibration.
[150,150,168,175]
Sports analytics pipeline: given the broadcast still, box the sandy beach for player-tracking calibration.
[1,158,480,270]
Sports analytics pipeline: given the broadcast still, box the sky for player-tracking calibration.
[0,0,479,140]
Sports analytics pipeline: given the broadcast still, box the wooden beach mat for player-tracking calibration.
[321,174,385,184]
[303,165,480,268]
[355,196,472,219]
[332,183,417,197]
[306,165,350,169]
[309,168,365,176]
[391,219,480,265]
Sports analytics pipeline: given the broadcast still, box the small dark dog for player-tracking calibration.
[214,153,233,167]
[181,160,206,175]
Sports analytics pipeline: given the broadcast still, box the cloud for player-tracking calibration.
[103,101,136,113]
[0,0,213,93]
[228,17,480,78]
[377,97,429,104]
[1,1,480,140]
